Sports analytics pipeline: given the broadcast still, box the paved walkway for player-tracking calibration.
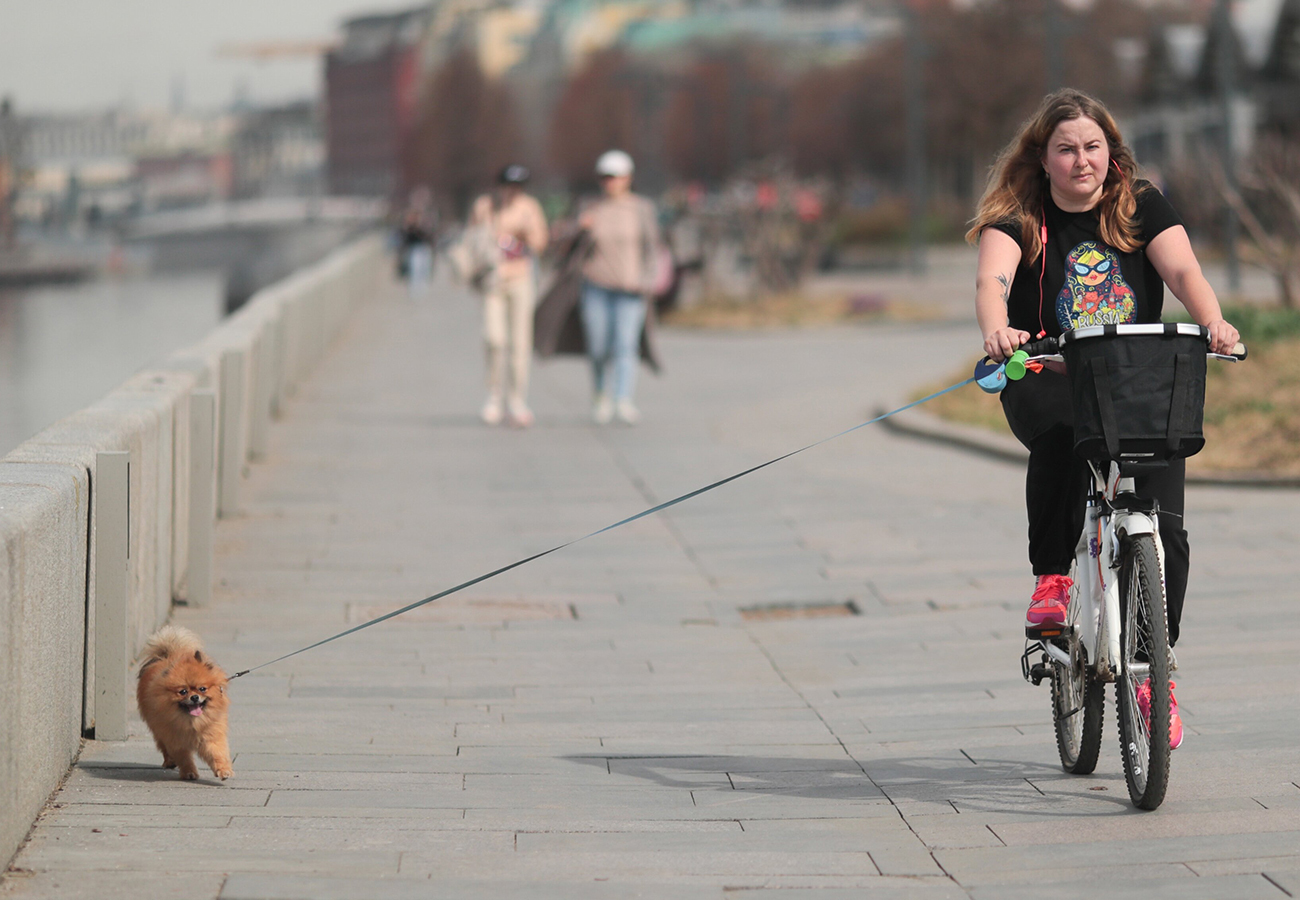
[5,270,1299,900]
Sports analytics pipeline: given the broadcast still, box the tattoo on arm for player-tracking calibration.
[996,273,1011,305]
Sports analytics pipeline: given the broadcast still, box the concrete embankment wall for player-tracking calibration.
[0,233,387,868]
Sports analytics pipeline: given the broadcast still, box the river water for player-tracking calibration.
[0,271,224,457]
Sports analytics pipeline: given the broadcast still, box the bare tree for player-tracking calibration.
[1220,137,1300,308]
[407,50,524,215]
[1170,136,1300,308]
[663,45,786,186]
[787,49,904,184]
[546,50,641,191]
[783,0,1155,198]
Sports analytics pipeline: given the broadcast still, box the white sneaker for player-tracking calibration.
[614,399,640,425]
[591,394,614,424]
[481,397,504,425]
[507,399,534,428]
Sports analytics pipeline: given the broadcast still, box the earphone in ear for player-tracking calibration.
[1037,200,1048,340]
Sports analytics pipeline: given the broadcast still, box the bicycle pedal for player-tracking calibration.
[1020,641,1052,685]
[1025,623,1070,640]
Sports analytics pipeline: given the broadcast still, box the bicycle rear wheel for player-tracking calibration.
[1051,648,1104,774]
[1051,565,1104,773]
[1116,534,1171,810]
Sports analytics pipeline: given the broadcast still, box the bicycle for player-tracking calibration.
[979,323,1246,810]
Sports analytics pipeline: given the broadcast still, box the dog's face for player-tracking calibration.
[147,652,228,721]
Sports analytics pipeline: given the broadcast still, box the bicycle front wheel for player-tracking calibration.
[1116,534,1171,810]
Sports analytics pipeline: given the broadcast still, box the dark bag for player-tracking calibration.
[1060,323,1208,472]
[533,230,662,372]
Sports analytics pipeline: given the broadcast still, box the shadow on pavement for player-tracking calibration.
[565,753,1135,813]
[74,761,226,786]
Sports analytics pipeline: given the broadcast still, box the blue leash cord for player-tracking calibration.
[229,377,976,678]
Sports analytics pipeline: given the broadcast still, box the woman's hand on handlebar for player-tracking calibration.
[1206,319,1240,355]
[984,327,1032,363]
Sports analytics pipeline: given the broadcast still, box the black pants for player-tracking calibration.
[1001,371,1189,645]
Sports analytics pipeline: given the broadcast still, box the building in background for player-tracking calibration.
[17,109,238,223]
[230,101,325,199]
[476,3,547,78]
[1258,0,1300,134]
[0,98,22,247]
[135,152,231,210]
[1125,0,1297,169]
[324,6,431,197]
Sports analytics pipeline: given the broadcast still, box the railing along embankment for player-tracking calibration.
[0,233,387,868]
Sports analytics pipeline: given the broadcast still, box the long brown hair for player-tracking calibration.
[965,89,1147,263]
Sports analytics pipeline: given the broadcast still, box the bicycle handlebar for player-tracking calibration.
[1015,336,1059,358]
[975,336,1247,393]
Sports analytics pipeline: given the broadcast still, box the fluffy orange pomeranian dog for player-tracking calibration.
[136,626,234,781]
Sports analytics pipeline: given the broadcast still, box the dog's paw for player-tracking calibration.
[214,767,233,780]
[180,770,199,781]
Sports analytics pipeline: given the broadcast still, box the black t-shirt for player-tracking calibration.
[989,180,1183,338]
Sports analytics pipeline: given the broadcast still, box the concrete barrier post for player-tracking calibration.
[282,299,303,392]
[218,349,245,518]
[187,390,215,607]
[268,312,286,419]
[248,331,269,459]
[94,451,130,741]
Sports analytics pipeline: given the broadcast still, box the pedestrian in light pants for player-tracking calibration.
[468,164,548,427]
[483,271,537,424]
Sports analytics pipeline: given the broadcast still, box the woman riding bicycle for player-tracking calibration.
[968,89,1239,749]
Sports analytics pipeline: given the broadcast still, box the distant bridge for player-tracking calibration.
[125,197,387,311]
[125,196,385,240]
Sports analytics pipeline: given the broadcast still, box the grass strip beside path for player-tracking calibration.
[913,307,1300,477]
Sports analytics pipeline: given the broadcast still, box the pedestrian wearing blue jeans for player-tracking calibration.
[578,150,663,425]
[580,282,647,420]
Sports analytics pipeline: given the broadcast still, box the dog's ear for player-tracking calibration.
[194,650,203,662]
[137,656,161,679]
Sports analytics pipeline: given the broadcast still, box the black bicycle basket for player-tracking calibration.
[1060,323,1209,471]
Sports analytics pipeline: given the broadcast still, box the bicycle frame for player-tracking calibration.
[1042,460,1166,684]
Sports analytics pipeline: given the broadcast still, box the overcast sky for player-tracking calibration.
[0,0,394,114]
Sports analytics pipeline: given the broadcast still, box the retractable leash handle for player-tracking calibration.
[974,336,1061,393]
[974,356,1010,393]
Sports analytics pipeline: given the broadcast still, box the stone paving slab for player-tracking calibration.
[3,271,1298,898]
[966,873,1285,900]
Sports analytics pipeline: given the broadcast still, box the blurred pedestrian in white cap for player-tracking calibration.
[594,149,635,179]
[578,149,664,425]
[468,163,548,427]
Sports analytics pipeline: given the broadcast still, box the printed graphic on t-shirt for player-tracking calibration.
[1055,241,1136,329]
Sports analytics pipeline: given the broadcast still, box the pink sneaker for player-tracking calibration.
[1025,574,1072,634]
[1136,679,1184,750]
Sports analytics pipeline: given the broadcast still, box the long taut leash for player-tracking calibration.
[229,377,975,679]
